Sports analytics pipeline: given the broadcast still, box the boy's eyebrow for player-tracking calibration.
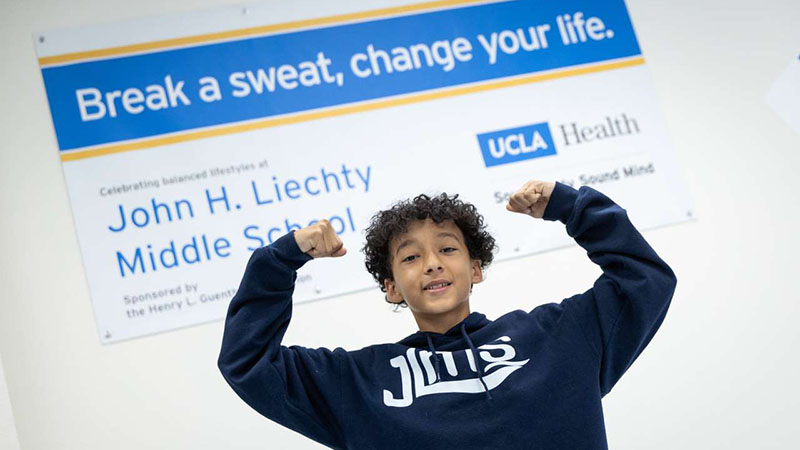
[395,239,417,256]
[437,232,461,242]
[395,232,462,256]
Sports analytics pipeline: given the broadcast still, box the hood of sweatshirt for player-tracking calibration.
[396,312,495,401]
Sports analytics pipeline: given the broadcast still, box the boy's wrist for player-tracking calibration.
[542,182,579,223]
[268,231,314,270]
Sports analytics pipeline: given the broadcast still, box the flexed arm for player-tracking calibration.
[217,220,348,448]
[507,180,677,396]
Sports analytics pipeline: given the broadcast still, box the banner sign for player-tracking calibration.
[36,0,692,343]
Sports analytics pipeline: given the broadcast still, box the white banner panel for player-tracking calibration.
[35,0,692,343]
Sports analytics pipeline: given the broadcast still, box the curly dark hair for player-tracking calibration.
[361,193,497,307]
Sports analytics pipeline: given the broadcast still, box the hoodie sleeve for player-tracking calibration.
[217,232,346,449]
[541,182,677,396]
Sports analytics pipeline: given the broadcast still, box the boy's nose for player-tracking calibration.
[424,253,443,273]
[425,264,442,274]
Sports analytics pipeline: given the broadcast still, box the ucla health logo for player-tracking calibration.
[477,122,557,168]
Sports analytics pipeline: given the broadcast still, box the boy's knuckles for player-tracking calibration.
[510,197,527,209]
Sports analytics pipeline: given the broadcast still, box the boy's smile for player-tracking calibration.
[384,219,483,333]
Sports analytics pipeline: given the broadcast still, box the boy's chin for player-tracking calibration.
[413,297,469,315]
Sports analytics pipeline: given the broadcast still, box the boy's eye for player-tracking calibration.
[402,255,417,263]
[441,247,456,253]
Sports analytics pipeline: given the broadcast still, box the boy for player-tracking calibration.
[218,179,676,449]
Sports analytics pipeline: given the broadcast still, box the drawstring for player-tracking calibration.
[420,320,493,402]
[424,333,442,383]
[461,322,493,401]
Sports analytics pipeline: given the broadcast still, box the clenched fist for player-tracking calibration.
[505,180,556,219]
[293,220,347,258]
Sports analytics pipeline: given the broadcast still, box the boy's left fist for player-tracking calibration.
[505,180,556,219]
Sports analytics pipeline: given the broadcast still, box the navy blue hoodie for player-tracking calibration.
[217,182,677,449]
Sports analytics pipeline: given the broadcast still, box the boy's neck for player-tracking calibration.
[412,302,471,334]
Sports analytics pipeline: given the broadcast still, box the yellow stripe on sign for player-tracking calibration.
[59,57,646,162]
[39,0,494,66]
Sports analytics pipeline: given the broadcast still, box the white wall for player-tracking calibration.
[0,355,21,450]
[1,0,799,449]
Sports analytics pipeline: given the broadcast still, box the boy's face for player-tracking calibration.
[384,219,482,321]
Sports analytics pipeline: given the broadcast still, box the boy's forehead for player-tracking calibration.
[391,219,464,247]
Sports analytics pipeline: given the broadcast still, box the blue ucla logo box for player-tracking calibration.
[477,122,557,168]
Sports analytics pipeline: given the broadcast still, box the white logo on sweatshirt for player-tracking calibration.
[383,336,529,407]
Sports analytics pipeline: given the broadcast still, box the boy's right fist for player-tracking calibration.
[505,180,555,219]
[293,220,347,258]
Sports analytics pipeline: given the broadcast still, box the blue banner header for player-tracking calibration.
[41,0,641,152]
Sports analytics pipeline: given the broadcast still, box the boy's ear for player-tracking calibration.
[470,259,483,284]
[384,278,404,303]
